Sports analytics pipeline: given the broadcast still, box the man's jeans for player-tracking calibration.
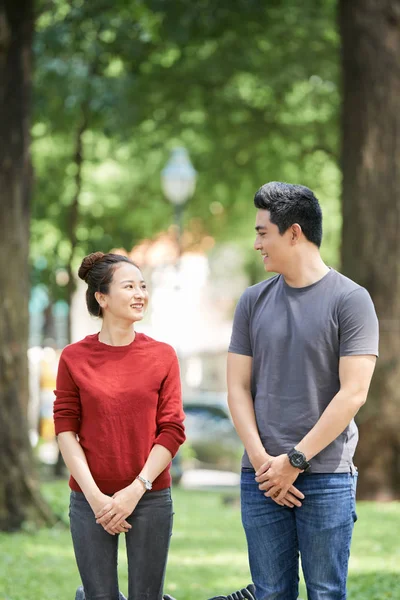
[69,488,173,600]
[241,469,358,600]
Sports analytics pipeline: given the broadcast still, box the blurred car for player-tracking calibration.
[172,391,242,480]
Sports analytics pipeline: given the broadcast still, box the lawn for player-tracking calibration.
[0,480,399,600]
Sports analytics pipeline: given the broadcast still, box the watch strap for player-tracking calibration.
[136,475,152,490]
[287,447,310,471]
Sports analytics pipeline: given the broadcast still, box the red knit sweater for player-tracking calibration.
[53,333,186,494]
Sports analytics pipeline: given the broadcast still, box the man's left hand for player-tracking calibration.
[255,454,303,504]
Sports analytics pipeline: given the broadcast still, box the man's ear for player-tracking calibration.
[291,223,302,244]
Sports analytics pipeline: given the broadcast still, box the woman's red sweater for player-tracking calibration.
[53,333,186,494]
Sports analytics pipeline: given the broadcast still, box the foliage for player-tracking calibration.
[0,480,399,599]
[31,0,341,301]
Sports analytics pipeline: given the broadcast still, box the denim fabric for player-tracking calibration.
[241,469,358,600]
[69,488,173,600]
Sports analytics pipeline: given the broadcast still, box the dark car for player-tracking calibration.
[172,392,242,483]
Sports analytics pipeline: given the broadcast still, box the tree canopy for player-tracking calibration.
[32,0,340,300]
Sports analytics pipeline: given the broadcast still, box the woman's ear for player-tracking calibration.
[95,291,106,310]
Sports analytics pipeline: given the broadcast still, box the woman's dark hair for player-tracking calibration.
[78,252,140,317]
[254,181,323,247]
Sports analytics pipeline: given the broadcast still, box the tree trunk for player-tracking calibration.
[0,0,56,529]
[339,0,400,499]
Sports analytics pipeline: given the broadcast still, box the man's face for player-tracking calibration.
[254,210,292,273]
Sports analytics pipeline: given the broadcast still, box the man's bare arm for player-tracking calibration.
[295,354,376,460]
[257,355,376,503]
[227,352,304,507]
[227,353,268,469]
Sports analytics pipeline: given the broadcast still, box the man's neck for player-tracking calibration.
[281,255,330,289]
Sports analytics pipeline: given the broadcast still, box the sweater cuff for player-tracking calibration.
[154,431,183,459]
[55,418,80,435]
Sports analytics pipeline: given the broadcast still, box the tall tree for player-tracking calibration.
[0,0,55,529]
[340,0,400,499]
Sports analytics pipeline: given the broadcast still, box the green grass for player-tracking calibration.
[0,480,399,600]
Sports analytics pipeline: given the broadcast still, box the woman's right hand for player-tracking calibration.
[89,492,132,535]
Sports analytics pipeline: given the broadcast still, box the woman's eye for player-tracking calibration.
[141,285,147,290]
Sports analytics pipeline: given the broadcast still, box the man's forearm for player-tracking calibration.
[296,389,366,461]
[228,388,269,469]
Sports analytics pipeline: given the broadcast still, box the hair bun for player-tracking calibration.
[78,252,105,281]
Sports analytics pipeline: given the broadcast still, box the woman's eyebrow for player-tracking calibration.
[120,279,146,284]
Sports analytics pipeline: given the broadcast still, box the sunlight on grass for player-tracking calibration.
[0,481,399,600]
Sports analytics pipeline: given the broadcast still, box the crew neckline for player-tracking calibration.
[93,331,141,351]
[281,267,334,293]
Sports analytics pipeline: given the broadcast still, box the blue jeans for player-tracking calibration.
[69,488,173,600]
[241,469,358,600]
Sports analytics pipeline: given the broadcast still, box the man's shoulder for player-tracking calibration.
[329,270,371,301]
[242,274,281,301]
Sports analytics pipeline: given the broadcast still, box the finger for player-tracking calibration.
[265,485,281,498]
[289,485,305,500]
[108,514,124,529]
[95,503,113,519]
[276,487,289,502]
[258,480,273,491]
[96,509,115,525]
[255,471,271,483]
[114,519,131,533]
[271,496,285,506]
[282,498,295,508]
[285,492,302,507]
[255,461,272,477]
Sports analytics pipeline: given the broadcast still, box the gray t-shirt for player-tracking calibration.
[228,269,379,473]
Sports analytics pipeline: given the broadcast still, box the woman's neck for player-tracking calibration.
[98,322,136,347]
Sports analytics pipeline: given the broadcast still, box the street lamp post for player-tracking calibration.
[161,147,197,257]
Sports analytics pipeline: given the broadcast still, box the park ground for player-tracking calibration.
[0,481,399,600]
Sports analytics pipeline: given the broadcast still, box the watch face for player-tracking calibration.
[291,452,305,467]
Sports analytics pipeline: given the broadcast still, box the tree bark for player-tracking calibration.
[0,0,56,529]
[339,0,400,499]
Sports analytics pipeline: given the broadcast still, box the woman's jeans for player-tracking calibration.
[241,469,358,600]
[69,488,173,600]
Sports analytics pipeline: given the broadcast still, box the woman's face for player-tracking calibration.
[99,263,149,323]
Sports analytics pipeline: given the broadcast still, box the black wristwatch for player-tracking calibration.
[287,448,310,471]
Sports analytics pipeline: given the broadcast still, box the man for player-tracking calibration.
[227,182,378,600]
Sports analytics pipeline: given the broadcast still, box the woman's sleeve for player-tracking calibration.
[53,352,81,435]
[154,350,186,458]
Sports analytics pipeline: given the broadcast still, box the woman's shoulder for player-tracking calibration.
[60,334,98,359]
[136,332,177,358]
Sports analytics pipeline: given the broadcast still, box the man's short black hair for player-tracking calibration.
[254,181,323,247]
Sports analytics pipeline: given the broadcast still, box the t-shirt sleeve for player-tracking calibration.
[338,287,379,357]
[228,291,253,357]
[53,352,81,435]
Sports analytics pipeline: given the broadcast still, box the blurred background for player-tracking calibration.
[1,1,400,598]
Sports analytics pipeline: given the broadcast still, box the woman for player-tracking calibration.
[54,252,186,600]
